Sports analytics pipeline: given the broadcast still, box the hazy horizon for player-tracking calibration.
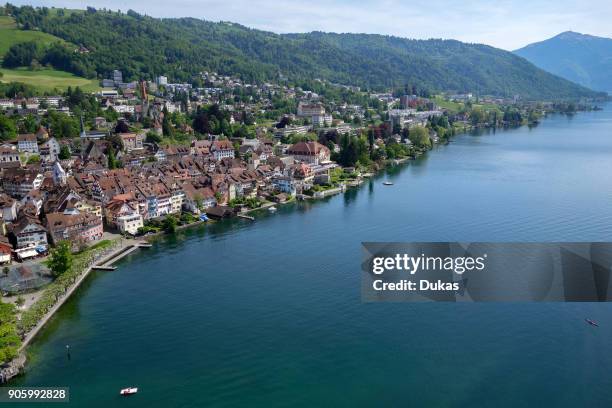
[7,0,612,50]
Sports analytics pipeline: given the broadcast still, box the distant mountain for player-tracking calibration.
[3,6,602,99]
[515,31,612,93]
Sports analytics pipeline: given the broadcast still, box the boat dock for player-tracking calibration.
[18,239,152,353]
[92,244,140,270]
[91,265,117,271]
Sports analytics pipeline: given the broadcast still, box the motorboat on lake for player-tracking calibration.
[383,181,393,186]
[120,387,138,396]
[585,318,599,327]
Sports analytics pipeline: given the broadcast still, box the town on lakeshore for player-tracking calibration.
[0,4,605,385]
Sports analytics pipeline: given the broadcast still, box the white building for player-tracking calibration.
[40,138,61,162]
[0,99,14,110]
[272,176,296,196]
[17,134,38,153]
[98,90,119,98]
[0,194,18,222]
[52,162,67,186]
[157,75,168,86]
[273,125,309,139]
[211,141,235,161]
[297,101,325,117]
[113,105,135,114]
[117,213,144,235]
[312,114,333,128]
[170,191,185,214]
[113,70,123,83]
[2,170,44,198]
[11,217,48,249]
[0,145,20,165]
[38,96,62,107]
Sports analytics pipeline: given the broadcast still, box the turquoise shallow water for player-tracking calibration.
[9,105,612,407]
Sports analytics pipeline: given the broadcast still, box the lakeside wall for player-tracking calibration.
[0,240,144,383]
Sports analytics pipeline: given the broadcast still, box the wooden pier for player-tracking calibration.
[92,265,117,271]
[92,244,140,270]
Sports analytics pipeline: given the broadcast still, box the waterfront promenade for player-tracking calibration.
[18,238,144,352]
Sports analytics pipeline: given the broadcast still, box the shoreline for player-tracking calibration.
[1,239,147,383]
[2,109,590,382]
[0,140,459,379]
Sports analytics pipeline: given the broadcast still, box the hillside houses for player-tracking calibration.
[0,69,439,264]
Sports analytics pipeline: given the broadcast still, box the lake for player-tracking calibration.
[10,104,612,407]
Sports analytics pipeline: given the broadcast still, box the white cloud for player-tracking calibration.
[10,0,612,49]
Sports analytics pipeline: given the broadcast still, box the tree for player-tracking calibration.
[2,41,41,68]
[0,302,21,364]
[408,126,431,148]
[470,108,487,126]
[0,115,17,141]
[48,111,79,138]
[26,154,40,164]
[193,193,203,210]
[20,114,38,133]
[15,296,25,307]
[107,133,124,151]
[115,120,130,133]
[145,131,162,144]
[162,215,177,233]
[335,132,371,167]
[58,144,71,160]
[276,116,292,129]
[48,241,73,276]
[193,111,210,134]
[107,145,118,169]
[161,107,173,137]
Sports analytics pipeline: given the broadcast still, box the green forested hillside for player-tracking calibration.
[2,4,602,99]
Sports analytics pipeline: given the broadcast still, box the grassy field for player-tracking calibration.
[0,16,99,93]
[0,16,69,57]
[432,96,465,113]
[0,67,100,92]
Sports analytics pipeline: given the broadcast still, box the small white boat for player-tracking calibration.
[383,181,394,186]
[120,387,138,396]
[268,206,277,212]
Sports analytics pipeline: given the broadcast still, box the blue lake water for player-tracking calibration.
[10,104,612,407]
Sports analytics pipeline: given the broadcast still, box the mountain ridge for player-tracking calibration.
[515,31,612,93]
[2,5,603,99]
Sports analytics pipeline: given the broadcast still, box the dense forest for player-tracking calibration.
[1,4,603,99]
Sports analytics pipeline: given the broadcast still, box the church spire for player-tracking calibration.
[80,115,87,139]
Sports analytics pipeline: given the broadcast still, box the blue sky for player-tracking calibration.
[9,0,612,50]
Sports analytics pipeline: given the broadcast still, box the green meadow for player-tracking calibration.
[0,16,99,93]
[0,67,99,92]
[0,16,69,57]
